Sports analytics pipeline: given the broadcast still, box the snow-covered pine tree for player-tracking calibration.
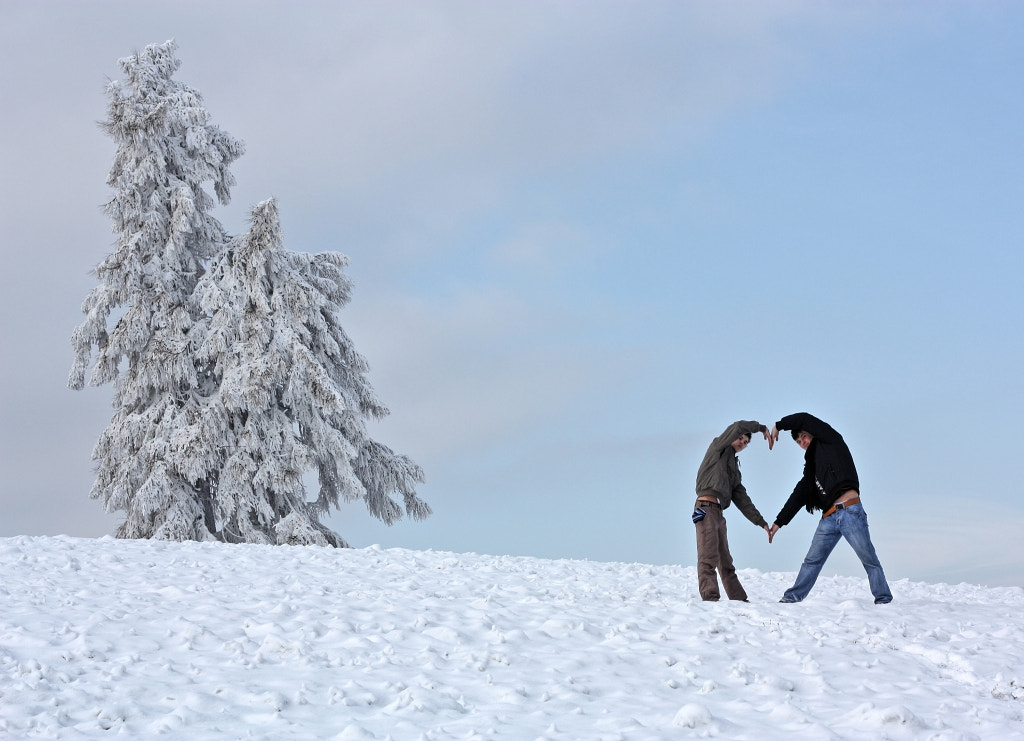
[196,198,430,546]
[69,40,244,541]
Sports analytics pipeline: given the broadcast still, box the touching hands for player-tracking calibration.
[758,423,782,542]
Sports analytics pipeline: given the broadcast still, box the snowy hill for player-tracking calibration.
[2,536,1022,740]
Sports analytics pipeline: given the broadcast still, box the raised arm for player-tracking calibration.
[719,420,765,448]
[774,412,840,444]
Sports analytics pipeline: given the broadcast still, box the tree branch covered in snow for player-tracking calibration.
[195,198,428,545]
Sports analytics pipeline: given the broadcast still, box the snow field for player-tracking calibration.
[1,536,1022,739]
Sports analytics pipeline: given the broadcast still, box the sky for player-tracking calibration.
[1,1,1022,587]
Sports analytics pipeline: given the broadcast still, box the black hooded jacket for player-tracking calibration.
[773,413,859,527]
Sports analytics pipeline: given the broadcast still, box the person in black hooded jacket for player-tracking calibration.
[768,412,892,604]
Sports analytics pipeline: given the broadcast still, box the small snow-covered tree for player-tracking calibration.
[69,40,244,540]
[195,198,429,546]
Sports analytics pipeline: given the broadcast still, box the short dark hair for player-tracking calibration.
[791,429,803,441]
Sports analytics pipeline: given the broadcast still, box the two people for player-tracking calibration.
[693,413,892,604]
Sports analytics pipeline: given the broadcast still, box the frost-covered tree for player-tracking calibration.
[69,40,244,540]
[195,198,430,546]
[71,41,427,546]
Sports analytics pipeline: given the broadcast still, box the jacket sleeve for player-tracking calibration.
[713,421,765,452]
[731,482,768,528]
[774,476,813,527]
[775,413,839,444]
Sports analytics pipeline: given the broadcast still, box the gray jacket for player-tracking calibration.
[694,420,768,528]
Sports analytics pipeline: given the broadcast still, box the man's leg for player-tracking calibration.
[715,515,748,601]
[695,502,722,601]
[781,514,842,602]
[838,504,893,604]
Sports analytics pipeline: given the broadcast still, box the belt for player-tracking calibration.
[822,496,860,519]
[696,498,721,507]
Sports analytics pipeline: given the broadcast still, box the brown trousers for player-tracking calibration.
[694,500,747,601]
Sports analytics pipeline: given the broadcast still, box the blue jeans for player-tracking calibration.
[781,503,892,604]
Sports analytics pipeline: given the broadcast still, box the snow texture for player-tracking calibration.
[2,536,1022,739]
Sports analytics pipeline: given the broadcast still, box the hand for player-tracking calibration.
[768,523,780,544]
[768,425,779,450]
[763,525,772,541]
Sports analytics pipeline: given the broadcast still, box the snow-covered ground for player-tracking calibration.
[1,536,1022,740]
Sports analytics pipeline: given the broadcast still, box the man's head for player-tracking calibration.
[731,433,751,453]
[793,430,813,450]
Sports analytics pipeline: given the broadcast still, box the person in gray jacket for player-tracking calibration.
[693,421,772,601]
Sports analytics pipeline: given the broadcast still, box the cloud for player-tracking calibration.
[342,284,624,461]
[172,1,835,241]
[486,220,596,278]
[878,500,1024,588]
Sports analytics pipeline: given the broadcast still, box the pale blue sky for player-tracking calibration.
[2,1,1022,588]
